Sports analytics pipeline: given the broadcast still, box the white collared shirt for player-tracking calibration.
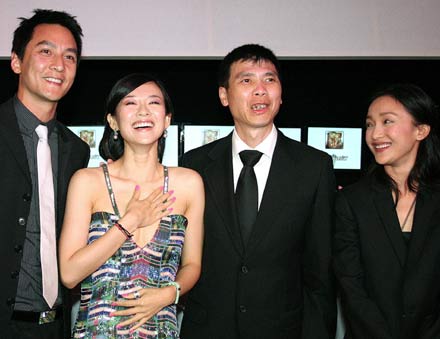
[232,124,278,209]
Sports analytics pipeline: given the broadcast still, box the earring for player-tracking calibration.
[163,129,168,138]
[113,130,119,140]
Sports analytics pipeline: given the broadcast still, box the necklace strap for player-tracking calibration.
[400,196,417,230]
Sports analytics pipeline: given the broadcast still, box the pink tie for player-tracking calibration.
[35,125,58,309]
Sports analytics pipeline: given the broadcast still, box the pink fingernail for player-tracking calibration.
[168,208,173,212]
[135,185,140,191]
[168,190,174,195]
[171,197,176,202]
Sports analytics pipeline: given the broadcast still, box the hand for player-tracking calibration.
[122,186,175,232]
[111,287,174,331]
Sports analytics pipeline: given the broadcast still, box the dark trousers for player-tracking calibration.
[7,316,64,339]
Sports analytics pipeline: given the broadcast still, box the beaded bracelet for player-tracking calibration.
[164,281,181,304]
[114,222,133,239]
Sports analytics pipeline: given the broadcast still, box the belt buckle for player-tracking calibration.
[38,310,56,324]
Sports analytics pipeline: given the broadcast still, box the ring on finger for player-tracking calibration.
[133,290,141,299]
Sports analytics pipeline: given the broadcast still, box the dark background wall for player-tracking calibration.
[1,58,439,186]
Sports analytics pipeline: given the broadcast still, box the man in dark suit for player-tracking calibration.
[180,44,336,338]
[0,9,90,338]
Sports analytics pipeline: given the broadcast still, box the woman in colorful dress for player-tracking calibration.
[59,73,204,338]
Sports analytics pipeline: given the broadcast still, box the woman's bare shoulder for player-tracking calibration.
[167,166,202,183]
[70,166,104,186]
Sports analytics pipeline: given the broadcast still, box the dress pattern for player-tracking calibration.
[72,165,187,339]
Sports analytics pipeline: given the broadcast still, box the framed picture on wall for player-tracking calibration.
[183,125,234,152]
[307,127,362,170]
[68,125,105,168]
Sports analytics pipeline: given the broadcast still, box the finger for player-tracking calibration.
[112,306,143,317]
[129,316,151,332]
[148,186,166,202]
[112,299,136,309]
[130,184,141,202]
[113,290,142,307]
[157,207,173,219]
[117,312,148,327]
[162,195,176,208]
[112,308,134,317]
[125,290,142,300]
[153,196,175,214]
[160,190,174,203]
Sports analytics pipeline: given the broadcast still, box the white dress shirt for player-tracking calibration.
[232,124,278,209]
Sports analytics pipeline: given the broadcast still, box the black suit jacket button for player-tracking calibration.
[18,217,26,226]
[6,297,15,306]
[402,313,407,318]
[22,193,31,201]
[241,265,248,274]
[14,245,23,253]
[10,271,19,279]
[239,305,247,313]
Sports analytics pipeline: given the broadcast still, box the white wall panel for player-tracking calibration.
[1,0,440,57]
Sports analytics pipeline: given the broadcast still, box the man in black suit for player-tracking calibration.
[0,9,89,338]
[180,44,336,338]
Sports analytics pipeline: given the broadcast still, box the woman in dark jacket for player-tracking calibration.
[334,83,440,339]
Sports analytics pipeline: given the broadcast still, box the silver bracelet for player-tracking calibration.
[164,281,181,304]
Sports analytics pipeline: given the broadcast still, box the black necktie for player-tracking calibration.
[235,150,263,244]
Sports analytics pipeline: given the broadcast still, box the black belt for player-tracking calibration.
[12,307,63,324]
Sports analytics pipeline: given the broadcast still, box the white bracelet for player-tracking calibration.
[165,281,181,304]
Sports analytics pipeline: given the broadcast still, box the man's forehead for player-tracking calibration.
[232,59,278,74]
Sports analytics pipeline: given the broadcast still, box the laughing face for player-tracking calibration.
[219,59,282,139]
[108,81,171,147]
[365,95,430,172]
[11,24,78,114]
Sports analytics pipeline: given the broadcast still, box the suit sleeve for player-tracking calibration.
[181,150,202,174]
[419,314,440,339]
[180,152,190,168]
[81,143,91,168]
[301,155,337,339]
[333,191,393,339]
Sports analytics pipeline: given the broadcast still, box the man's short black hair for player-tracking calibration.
[12,9,83,65]
[218,44,281,88]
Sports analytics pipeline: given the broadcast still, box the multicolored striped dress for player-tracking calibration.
[72,164,187,339]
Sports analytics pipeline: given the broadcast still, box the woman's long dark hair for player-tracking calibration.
[99,73,174,162]
[367,83,440,196]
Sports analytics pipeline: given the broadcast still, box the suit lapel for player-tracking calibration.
[56,124,74,232]
[57,124,73,187]
[406,190,440,269]
[246,133,292,256]
[373,187,406,267]
[0,99,31,183]
[204,135,245,256]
